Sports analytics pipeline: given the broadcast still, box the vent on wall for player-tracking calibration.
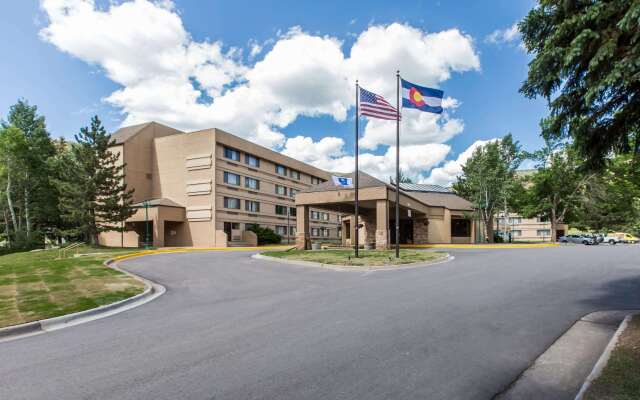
[186,179,212,196]
[186,154,212,170]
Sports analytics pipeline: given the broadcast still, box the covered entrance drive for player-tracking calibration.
[124,198,186,247]
[294,173,431,250]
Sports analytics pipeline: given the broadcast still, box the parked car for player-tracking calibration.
[612,232,639,244]
[600,234,622,245]
[559,234,597,245]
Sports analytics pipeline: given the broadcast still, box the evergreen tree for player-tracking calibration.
[56,116,135,244]
[520,0,640,169]
[0,125,28,246]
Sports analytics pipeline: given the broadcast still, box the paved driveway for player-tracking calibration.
[1,245,640,400]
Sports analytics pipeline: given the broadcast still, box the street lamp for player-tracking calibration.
[144,200,150,249]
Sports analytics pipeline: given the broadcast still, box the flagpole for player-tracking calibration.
[354,80,360,258]
[395,71,400,258]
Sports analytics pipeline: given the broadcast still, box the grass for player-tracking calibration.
[0,245,144,328]
[261,249,447,267]
[584,315,640,400]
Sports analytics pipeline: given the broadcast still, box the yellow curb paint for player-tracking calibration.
[401,243,559,249]
[111,246,295,262]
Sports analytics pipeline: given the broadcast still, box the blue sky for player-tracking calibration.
[0,0,545,184]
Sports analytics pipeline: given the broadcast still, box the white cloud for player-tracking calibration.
[419,139,497,186]
[39,0,481,177]
[485,22,523,48]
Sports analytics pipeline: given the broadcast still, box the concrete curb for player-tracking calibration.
[252,252,453,272]
[112,245,295,262]
[574,313,636,400]
[0,257,165,343]
[403,243,560,249]
[494,309,640,400]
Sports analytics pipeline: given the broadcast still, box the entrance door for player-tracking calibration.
[223,222,232,241]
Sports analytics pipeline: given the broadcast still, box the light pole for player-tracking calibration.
[144,200,150,249]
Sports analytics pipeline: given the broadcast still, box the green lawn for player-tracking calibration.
[0,245,144,328]
[584,315,640,400]
[262,249,447,267]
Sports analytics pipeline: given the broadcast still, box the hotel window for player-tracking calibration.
[289,207,297,217]
[290,169,300,179]
[245,200,260,213]
[323,213,330,221]
[322,228,330,237]
[223,147,240,161]
[289,188,297,198]
[537,229,551,236]
[275,205,287,215]
[223,171,241,186]
[245,154,260,168]
[310,211,319,220]
[311,228,320,236]
[289,226,296,236]
[245,223,259,231]
[275,226,287,236]
[311,176,321,185]
[223,197,240,209]
[509,217,522,225]
[275,185,287,196]
[337,227,342,238]
[537,215,550,222]
[245,177,260,190]
[337,215,342,223]
[275,164,287,175]
[512,230,522,237]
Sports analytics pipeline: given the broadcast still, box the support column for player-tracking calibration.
[295,205,310,250]
[153,216,165,248]
[360,212,376,248]
[413,217,429,244]
[375,200,389,250]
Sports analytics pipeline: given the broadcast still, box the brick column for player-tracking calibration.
[413,217,429,244]
[295,205,310,250]
[360,212,376,248]
[375,200,389,250]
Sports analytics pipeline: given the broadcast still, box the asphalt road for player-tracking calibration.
[1,245,640,400]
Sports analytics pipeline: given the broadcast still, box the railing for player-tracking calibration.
[58,242,82,259]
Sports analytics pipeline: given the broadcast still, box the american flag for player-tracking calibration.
[359,87,400,120]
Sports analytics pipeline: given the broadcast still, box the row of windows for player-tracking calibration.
[223,171,299,198]
[226,223,334,238]
[223,196,297,216]
[311,227,331,237]
[498,216,551,225]
[310,211,330,221]
[223,146,324,183]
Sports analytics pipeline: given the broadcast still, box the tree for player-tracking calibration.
[519,141,594,241]
[453,134,522,242]
[573,154,640,232]
[5,100,58,239]
[55,116,135,244]
[520,0,640,169]
[0,125,28,246]
[389,169,413,184]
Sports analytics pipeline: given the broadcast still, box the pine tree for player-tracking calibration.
[520,0,640,169]
[57,116,135,244]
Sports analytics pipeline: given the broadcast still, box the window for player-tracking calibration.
[509,217,522,225]
[245,154,260,168]
[451,218,470,237]
[289,226,296,236]
[311,228,320,236]
[337,227,342,238]
[223,171,241,186]
[337,215,342,223]
[512,230,522,237]
[311,211,319,220]
[245,223,259,231]
[311,211,329,221]
[223,197,240,209]
[275,205,287,215]
[223,147,240,161]
[275,164,287,175]
[537,216,550,222]
[275,185,287,196]
[311,176,321,185]
[323,213,330,221]
[290,169,300,179]
[245,177,260,190]
[322,228,330,237]
[245,200,260,213]
[289,207,297,217]
[275,226,287,236]
[289,188,297,198]
[537,229,551,236]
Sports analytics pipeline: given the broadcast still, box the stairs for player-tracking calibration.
[228,241,253,247]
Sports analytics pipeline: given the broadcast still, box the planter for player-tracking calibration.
[364,243,373,250]
[311,243,321,250]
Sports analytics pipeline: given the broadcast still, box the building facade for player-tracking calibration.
[494,213,568,242]
[98,122,342,248]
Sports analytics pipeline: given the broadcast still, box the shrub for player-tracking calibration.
[248,226,282,245]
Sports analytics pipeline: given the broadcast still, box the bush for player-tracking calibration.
[248,226,282,245]
[493,232,505,243]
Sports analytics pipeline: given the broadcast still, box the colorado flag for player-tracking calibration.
[401,79,444,114]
